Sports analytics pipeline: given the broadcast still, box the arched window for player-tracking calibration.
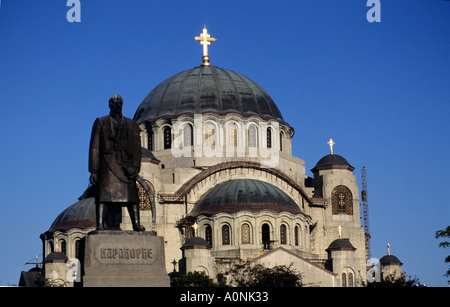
[228,123,238,147]
[294,226,299,246]
[348,272,354,287]
[331,185,353,215]
[262,223,271,250]
[266,127,272,148]
[205,225,212,246]
[147,128,154,151]
[75,239,82,259]
[241,223,251,244]
[341,269,355,287]
[280,131,284,151]
[248,124,257,148]
[60,239,66,255]
[163,126,172,149]
[183,124,193,147]
[204,122,216,149]
[280,224,287,244]
[222,225,230,245]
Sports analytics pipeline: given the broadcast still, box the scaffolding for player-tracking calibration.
[360,166,371,260]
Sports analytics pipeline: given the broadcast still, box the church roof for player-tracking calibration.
[47,197,96,233]
[380,254,403,266]
[181,237,211,250]
[44,252,69,263]
[133,65,283,123]
[311,154,355,173]
[188,179,302,217]
[326,238,357,251]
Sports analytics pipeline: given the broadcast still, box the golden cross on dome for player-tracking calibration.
[328,138,335,155]
[387,243,391,255]
[337,225,343,239]
[192,222,199,237]
[194,26,216,66]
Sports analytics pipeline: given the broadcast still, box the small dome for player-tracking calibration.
[181,237,211,250]
[189,179,301,217]
[380,255,403,266]
[44,252,68,263]
[134,66,283,123]
[326,238,356,251]
[311,154,354,173]
[47,197,96,232]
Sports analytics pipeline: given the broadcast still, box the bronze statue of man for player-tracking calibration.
[89,95,145,231]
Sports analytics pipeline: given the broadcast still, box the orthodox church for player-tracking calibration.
[36,28,402,287]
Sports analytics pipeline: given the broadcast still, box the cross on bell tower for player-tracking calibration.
[192,222,199,237]
[337,225,343,239]
[194,26,217,66]
[328,138,335,155]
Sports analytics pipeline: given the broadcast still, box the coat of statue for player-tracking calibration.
[89,95,145,231]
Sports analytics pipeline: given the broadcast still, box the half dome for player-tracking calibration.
[189,179,301,217]
[134,66,283,123]
[47,197,96,232]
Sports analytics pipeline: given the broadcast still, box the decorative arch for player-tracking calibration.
[137,179,155,211]
[331,185,353,215]
[159,161,313,206]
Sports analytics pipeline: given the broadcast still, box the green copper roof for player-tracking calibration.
[47,197,96,232]
[189,179,301,216]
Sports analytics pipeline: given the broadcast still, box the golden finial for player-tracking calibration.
[387,243,391,255]
[194,26,217,66]
[328,138,335,155]
[192,222,199,237]
[337,225,343,239]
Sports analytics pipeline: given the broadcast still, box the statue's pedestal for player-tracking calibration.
[83,230,170,287]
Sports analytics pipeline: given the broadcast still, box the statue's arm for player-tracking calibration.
[89,118,101,183]
[132,122,142,172]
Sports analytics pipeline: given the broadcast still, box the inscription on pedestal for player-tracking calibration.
[96,246,157,264]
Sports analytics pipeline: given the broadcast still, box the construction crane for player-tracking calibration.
[360,166,371,260]
[25,255,42,268]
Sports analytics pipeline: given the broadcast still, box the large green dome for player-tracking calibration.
[188,179,301,217]
[134,66,283,123]
[47,197,96,232]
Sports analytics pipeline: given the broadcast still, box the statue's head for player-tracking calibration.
[109,95,123,114]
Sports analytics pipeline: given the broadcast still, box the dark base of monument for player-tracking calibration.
[83,230,170,287]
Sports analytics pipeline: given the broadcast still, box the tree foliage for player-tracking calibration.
[171,271,219,287]
[224,262,303,287]
[435,225,450,278]
[171,262,303,287]
[366,273,421,287]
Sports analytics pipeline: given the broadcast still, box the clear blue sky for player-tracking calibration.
[0,0,449,286]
